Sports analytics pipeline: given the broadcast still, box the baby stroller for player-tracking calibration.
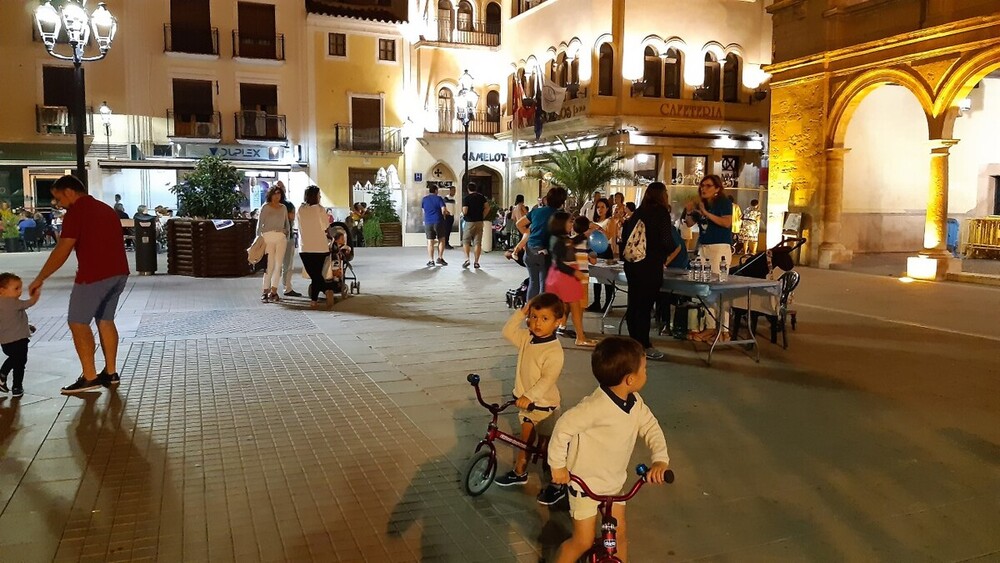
[730,237,805,347]
[504,248,528,309]
[308,222,360,300]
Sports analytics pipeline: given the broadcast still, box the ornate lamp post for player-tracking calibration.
[98,101,112,158]
[456,70,479,188]
[34,1,118,188]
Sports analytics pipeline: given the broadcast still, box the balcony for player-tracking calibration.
[433,108,501,135]
[333,125,402,153]
[235,111,287,142]
[424,19,500,47]
[514,0,553,17]
[232,31,285,61]
[36,105,93,136]
[167,109,222,141]
[163,24,220,56]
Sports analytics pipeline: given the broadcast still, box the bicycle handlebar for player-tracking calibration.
[569,464,675,503]
[467,373,536,414]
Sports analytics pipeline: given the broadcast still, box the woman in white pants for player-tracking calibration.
[258,184,290,303]
[695,175,733,341]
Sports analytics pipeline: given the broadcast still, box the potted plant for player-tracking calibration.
[166,156,252,277]
[365,169,402,247]
[482,197,502,253]
[526,136,633,212]
[1,208,22,253]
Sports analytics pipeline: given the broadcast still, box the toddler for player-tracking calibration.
[548,337,671,562]
[0,273,41,397]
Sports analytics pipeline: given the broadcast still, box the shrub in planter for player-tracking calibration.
[1,208,22,253]
[365,168,402,247]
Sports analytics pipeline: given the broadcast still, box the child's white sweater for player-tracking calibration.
[502,310,564,408]
[548,386,670,495]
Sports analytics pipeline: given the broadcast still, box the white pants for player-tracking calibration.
[261,231,287,291]
[699,243,733,330]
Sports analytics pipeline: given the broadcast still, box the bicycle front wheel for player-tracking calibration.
[462,450,497,496]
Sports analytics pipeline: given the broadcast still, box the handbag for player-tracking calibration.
[323,255,338,281]
[623,219,647,262]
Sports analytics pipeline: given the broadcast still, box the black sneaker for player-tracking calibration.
[99,369,120,388]
[284,290,302,297]
[556,327,577,339]
[436,258,448,266]
[536,484,567,506]
[11,386,23,397]
[0,377,8,394]
[586,302,602,313]
[426,261,436,267]
[61,376,104,395]
[495,470,528,487]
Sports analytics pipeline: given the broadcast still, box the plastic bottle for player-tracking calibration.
[697,258,708,282]
[686,258,695,281]
[718,255,728,282]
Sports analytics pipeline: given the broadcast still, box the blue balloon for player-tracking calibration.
[589,230,609,254]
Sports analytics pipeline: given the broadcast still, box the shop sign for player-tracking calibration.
[463,152,507,163]
[0,143,76,162]
[182,144,283,161]
[414,173,423,182]
[553,98,590,122]
[659,102,724,120]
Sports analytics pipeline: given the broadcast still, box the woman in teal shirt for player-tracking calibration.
[694,175,733,341]
[515,186,567,300]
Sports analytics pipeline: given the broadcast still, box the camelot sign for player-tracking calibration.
[659,102,724,120]
[462,152,507,162]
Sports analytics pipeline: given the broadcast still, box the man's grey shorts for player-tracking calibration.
[68,275,128,325]
[462,221,484,247]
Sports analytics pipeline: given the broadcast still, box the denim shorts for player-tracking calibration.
[68,275,128,325]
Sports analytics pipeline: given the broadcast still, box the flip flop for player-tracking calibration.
[575,339,598,347]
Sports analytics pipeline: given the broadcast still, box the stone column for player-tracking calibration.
[817,146,852,268]
[922,139,959,257]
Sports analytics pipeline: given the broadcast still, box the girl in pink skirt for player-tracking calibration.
[545,211,597,347]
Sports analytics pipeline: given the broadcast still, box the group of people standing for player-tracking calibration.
[420,183,491,269]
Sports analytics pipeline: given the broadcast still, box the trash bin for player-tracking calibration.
[946,218,960,257]
[134,218,157,275]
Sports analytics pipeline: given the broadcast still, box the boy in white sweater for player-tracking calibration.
[548,337,671,563]
[496,293,567,505]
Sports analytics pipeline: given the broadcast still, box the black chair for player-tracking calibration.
[21,226,41,251]
[731,270,800,349]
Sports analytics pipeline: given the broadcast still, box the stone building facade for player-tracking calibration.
[765,0,1000,278]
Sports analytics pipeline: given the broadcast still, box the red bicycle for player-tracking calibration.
[569,464,675,562]
[462,373,546,496]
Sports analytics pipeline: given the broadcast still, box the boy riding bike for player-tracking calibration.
[548,337,671,562]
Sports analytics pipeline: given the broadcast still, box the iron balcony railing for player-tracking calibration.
[333,125,402,153]
[232,31,285,61]
[236,111,287,141]
[424,18,500,47]
[36,105,93,136]
[435,108,501,135]
[163,24,220,56]
[167,109,222,139]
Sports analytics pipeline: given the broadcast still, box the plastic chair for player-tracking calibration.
[21,227,41,251]
[731,270,800,349]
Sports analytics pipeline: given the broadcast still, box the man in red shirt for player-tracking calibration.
[29,175,130,394]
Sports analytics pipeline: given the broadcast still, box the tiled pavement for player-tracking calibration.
[0,248,998,562]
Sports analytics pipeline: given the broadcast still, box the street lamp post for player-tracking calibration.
[34,1,118,189]
[456,70,479,189]
[99,101,112,158]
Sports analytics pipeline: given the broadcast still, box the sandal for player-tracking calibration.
[261,292,270,303]
[474,263,481,269]
[268,291,280,303]
[575,339,598,347]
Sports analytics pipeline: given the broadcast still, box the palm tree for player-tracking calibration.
[526,137,633,210]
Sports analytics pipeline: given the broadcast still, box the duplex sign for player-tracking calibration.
[183,144,282,161]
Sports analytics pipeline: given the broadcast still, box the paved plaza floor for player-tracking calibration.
[0,247,998,562]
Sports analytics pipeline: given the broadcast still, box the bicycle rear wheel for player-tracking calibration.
[462,450,496,496]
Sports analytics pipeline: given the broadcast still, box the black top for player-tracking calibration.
[619,205,677,266]
[550,234,577,276]
[463,192,488,222]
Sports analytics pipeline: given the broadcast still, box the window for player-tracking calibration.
[721,155,740,188]
[723,53,741,103]
[556,53,568,87]
[695,53,721,102]
[438,88,454,132]
[457,1,473,32]
[351,96,382,150]
[378,38,396,62]
[43,66,77,108]
[598,43,614,96]
[485,2,501,37]
[171,78,217,137]
[664,48,682,99]
[328,33,346,57]
[236,2,277,59]
[642,46,661,98]
[169,0,215,54]
[486,90,501,123]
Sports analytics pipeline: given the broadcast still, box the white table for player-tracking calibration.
[589,262,781,365]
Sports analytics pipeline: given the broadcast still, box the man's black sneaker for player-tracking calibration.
[426,261,436,267]
[99,370,121,388]
[61,376,104,395]
[436,258,449,266]
[284,290,302,297]
[586,302,602,313]
[495,471,528,487]
[536,484,567,506]
[11,386,23,397]
[556,327,577,339]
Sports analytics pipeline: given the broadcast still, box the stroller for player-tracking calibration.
[729,237,805,348]
[307,222,360,300]
[504,248,528,309]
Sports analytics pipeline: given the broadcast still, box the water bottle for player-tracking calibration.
[719,255,728,282]
[697,258,707,282]
[686,258,695,281]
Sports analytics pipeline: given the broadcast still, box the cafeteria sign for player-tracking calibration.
[659,101,724,120]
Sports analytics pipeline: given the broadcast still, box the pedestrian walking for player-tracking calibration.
[274,181,301,298]
[258,184,291,303]
[462,183,490,269]
[443,185,457,249]
[421,185,448,267]
[28,175,130,394]
[298,186,336,309]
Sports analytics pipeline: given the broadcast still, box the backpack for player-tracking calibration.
[623,219,647,263]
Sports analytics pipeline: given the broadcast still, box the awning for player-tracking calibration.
[97,158,307,172]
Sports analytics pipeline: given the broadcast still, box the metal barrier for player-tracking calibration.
[966,216,1000,258]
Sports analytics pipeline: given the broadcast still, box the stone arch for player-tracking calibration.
[428,160,458,185]
[932,45,1000,136]
[827,67,935,146]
